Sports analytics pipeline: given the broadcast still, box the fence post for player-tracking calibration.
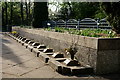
[78,19,80,30]
[65,19,67,28]
[54,21,57,27]
[97,18,100,28]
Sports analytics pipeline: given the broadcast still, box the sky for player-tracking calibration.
[49,0,62,12]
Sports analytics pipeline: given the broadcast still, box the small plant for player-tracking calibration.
[66,45,78,60]
[108,31,116,38]
[11,31,17,34]
[45,27,52,31]
[54,27,65,33]
[65,33,79,60]
[20,25,24,28]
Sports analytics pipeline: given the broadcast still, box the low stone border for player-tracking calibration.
[6,32,94,75]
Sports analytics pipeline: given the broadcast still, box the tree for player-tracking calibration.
[2,2,8,32]
[5,2,8,27]
[2,3,5,27]
[101,2,120,34]
[8,2,13,32]
[58,3,68,20]
[28,0,31,25]
[12,2,22,26]
[32,2,48,28]
[10,2,13,25]
[25,0,28,25]
[2,3,6,31]
[58,2,101,20]
[2,2,33,27]
[20,1,24,25]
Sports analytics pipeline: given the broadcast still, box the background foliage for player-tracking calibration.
[2,2,120,33]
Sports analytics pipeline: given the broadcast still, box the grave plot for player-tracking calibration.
[25,41,34,48]
[32,44,47,57]
[6,32,94,75]
[22,39,31,46]
[28,42,40,52]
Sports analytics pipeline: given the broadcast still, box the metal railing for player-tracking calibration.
[45,18,111,29]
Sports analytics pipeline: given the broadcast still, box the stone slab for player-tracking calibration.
[32,48,39,54]
[39,53,50,63]
[18,39,22,43]
[27,45,33,52]
[43,48,54,53]
[24,39,31,43]
[16,37,21,42]
[52,52,64,58]
[49,59,63,73]
[63,59,80,66]
[70,66,94,75]
[62,66,71,75]
[37,45,46,49]
[55,58,67,62]
[21,41,25,46]
[32,48,41,57]
[32,42,40,46]
[24,43,29,48]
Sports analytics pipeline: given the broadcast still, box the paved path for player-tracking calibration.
[1,33,120,80]
[1,34,84,78]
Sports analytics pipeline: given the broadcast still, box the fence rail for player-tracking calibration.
[46,18,111,29]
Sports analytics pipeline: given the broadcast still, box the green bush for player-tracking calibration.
[45,27,117,38]
[54,27,65,33]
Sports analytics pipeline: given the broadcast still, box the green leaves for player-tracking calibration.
[55,27,65,33]
[101,2,120,34]
[58,2,102,19]
[45,27,117,38]
[32,2,48,28]
[44,27,52,31]
[108,31,116,38]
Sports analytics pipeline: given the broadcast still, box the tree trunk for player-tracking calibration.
[25,0,28,25]
[32,2,48,28]
[28,0,31,25]
[2,5,5,31]
[9,2,13,32]
[5,2,8,26]
[20,1,24,25]
[2,6,5,27]
[10,2,13,25]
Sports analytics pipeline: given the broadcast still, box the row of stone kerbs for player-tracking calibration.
[6,32,93,75]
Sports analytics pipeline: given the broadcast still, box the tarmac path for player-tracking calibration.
[1,34,84,79]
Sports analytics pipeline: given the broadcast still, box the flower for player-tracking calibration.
[12,31,17,34]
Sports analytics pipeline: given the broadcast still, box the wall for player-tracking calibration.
[13,27,120,74]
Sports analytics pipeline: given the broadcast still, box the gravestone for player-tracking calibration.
[52,52,64,58]
[24,39,31,43]
[37,45,46,49]
[43,48,53,53]
[63,59,80,66]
